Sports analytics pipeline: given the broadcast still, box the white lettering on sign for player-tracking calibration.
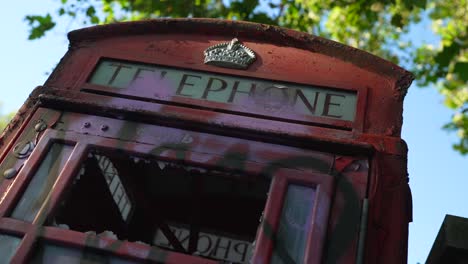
[94,154,132,221]
[153,226,253,263]
[90,60,357,121]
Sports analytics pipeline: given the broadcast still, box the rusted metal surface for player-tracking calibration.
[0,124,362,263]
[0,19,412,263]
[43,19,407,137]
[37,88,405,155]
[67,19,413,86]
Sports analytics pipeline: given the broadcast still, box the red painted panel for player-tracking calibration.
[0,19,411,264]
[44,19,411,137]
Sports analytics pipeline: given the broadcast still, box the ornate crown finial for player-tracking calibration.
[204,38,256,70]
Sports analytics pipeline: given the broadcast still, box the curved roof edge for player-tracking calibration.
[68,18,414,95]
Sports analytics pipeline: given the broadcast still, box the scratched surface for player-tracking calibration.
[0,110,367,263]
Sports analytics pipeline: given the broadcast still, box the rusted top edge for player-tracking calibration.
[68,18,414,88]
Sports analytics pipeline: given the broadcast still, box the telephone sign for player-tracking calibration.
[90,60,357,121]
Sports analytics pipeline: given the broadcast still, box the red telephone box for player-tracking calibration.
[0,19,413,263]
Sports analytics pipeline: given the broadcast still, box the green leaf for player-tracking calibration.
[391,14,404,28]
[251,13,276,24]
[24,14,56,40]
[435,42,461,68]
[402,0,414,10]
[402,0,426,9]
[413,0,427,9]
[86,6,96,17]
[91,16,100,24]
[67,11,76,17]
[454,62,468,82]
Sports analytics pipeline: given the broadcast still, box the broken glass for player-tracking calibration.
[50,149,270,264]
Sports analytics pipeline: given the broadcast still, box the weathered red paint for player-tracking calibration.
[0,19,412,263]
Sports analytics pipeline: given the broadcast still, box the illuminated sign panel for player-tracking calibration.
[89,60,357,122]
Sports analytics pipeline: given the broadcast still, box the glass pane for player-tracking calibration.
[0,234,21,263]
[89,59,357,121]
[271,185,316,264]
[11,143,74,222]
[30,243,139,264]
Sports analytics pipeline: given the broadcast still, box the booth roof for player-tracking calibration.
[68,18,414,94]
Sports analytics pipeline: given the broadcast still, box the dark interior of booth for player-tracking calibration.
[49,149,270,263]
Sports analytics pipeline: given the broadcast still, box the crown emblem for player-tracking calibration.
[204,38,256,70]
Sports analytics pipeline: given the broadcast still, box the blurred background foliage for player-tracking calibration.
[1,0,466,153]
[0,103,15,134]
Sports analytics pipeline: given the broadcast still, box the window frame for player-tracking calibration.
[0,128,334,263]
[252,169,333,264]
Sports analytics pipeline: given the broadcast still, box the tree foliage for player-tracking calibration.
[25,0,468,153]
[0,106,14,132]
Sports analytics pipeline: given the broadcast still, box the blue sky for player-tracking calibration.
[1,2,467,263]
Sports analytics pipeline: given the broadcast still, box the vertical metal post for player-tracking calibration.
[356,198,369,264]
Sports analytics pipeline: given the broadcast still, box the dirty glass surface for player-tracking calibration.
[11,144,74,222]
[271,185,316,264]
[89,60,357,121]
[0,234,22,263]
[30,243,139,264]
